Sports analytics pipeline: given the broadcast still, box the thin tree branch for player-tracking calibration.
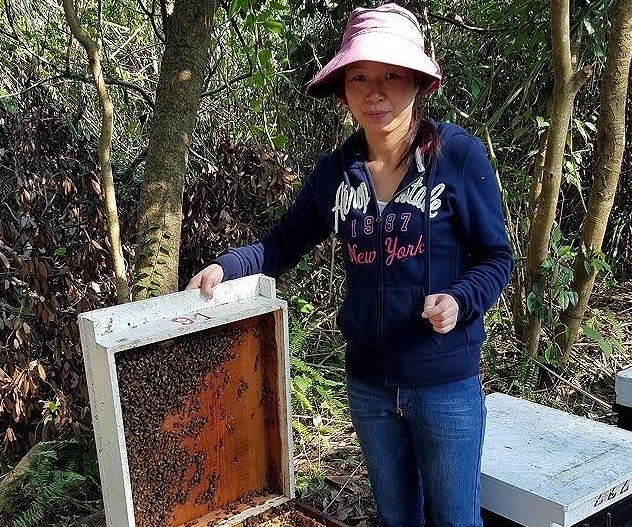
[159,0,168,30]
[101,77,154,107]
[0,73,155,108]
[62,0,129,304]
[98,0,103,44]
[428,13,508,34]
[0,27,18,41]
[532,358,612,410]
[201,16,254,96]
[4,0,18,38]
[201,71,254,98]
[551,0,573,83]
[136,0,165,43]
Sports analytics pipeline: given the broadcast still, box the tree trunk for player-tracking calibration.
[134,0,215,299]
[524,0,592,356]
[61,0,129,304]
[513,126,549,341]
[559,0,632,361]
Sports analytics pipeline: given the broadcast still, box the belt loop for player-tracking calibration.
[396,387,403,417]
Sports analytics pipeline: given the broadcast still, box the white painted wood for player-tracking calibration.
[275,307,295,499]
[82,274,276,339]
[615,366,632,408]
[482,393,632,527]
[79,317,135,527]
[94,295,285,353]
[79,274,292,527]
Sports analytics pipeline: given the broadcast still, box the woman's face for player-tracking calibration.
[344,61,418,136]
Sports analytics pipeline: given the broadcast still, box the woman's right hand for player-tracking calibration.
[186,263,224,300]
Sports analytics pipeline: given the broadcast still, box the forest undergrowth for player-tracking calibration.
[0,279,631,527]
[285,280,632,527]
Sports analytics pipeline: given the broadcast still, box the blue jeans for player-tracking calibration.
[347,374,486,527]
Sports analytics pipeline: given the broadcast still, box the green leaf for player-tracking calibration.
[228,0,249,18]
[581,325,601,341]
[526,291,541,315]
[544,342,556,362]
[263,19,285,34]
[536,116,549,129]
[293,375,312,393]
[258,48,272,67]
[272,134,288,149]
[583,18,595,35]
[250,71,264,87]
[599,339,613,357]
[470,79,480,100]
[250,98,262,112]
[297,298,314,314]
[558,292,570,311]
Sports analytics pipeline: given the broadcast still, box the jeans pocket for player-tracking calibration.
[346,375,392,419]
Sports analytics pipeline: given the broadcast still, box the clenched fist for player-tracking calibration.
[422,293,459,334]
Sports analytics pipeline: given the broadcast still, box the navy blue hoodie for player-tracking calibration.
[216,122,513,386]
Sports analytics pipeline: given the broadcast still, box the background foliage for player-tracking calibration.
[0,0,631,524]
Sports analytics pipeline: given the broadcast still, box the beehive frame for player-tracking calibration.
[79,275,294,527]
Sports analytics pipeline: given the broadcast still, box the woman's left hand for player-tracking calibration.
[422,294,459,333]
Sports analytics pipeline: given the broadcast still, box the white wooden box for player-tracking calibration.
[615,366,632,409]
[79,275,299,527]
[482,393,632,527]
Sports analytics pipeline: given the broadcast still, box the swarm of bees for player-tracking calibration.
[240,502,330,527]
[115,325,242,527]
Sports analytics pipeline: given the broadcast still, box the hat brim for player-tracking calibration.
[306,31,442,98]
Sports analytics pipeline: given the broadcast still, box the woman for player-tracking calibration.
[187,4,513,526]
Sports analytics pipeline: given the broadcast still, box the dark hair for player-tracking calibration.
[359,113,440,168]
[399,111,440,168]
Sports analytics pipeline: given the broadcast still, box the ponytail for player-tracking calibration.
[397,111,440,169]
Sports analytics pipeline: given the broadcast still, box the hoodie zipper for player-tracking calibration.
[362,162,386,380]
[362,150,428,385]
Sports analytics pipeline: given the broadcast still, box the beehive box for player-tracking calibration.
[79,275,346,527]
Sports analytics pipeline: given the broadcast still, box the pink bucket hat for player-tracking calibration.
[306,3,442,98]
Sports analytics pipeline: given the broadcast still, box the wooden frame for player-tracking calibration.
[79,275,294,527]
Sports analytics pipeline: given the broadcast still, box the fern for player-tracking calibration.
[288,312,309,358]
[4,438,101,527]
[515,355,539,397]
[290,355,345,419]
